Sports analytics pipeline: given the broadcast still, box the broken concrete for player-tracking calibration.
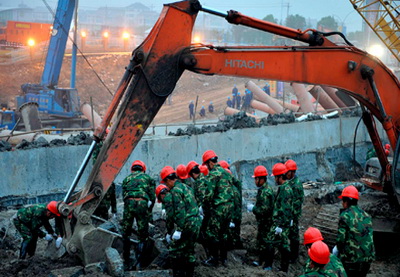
[105,247,124,277]
[48,266,84,277]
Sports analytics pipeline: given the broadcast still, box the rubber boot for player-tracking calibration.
[263,246,274,270]
[279,248,290,273]
[220,241,228,267]
[19,241,29,259]
[123,237,134,271]
[186,261,195,277]
[136,242,145,270]
[202,242,219,267]
[171,258,185,277]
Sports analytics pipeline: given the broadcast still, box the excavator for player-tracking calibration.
[56,0,400,265]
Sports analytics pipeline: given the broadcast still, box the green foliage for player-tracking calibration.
[285,14,306,30]
[317,16,339,31]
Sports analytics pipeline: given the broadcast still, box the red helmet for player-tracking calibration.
[338,185,359,200]
[131,160,146,172]
[385,143,391,150]
[303,227,324,245]
[186,161,199,174]
[47,201,61,217]
[219,160,230,169]
[252,165,268,178]
[308,241,330,265]
[199,165,209,176]
[160,166,176,183]
[156,185,168,203]
[176,164,188,179]
[272,163,288,176]
[285,159,297,171]
[385,149,390,156]
[202,150,217,164]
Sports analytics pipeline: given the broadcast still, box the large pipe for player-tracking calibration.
[81,102,102,129]
[246,81,284,113]
[308,85,340,112]
[224,107,260,120]
[275,100,300,112]
[321,85,349,110]
[19,102,42,131]
[250,99,276,114]
[291,83,314,113]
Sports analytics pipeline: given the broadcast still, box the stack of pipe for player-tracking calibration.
[321,85,349,111]
[246,81,284,113]
[81,103,102,129]
[308,85,340,112]
[291,83,314,113]
[224,107,260,120]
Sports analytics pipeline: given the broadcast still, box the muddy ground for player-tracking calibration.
[0,184,399,277]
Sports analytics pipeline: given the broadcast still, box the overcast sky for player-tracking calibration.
[6,0,363,32]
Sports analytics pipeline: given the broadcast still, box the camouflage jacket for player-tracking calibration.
[192,174,208,207]
[337,205,375,263]
[164,181,200,233]
[232,175,243,207]
[253,183,274,225]
[204,165,234,208]
[272,181,293,228]
[16,204,55,237]
[304,254,347,276]
[122,171,156,203]
[288,175,304,220]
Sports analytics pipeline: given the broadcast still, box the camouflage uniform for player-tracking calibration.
[13,204,60,258]
[92,141,117,220]
[252,183,274,253]
[228,175,243,248]
[204,164,234,261]
[192,173,208,207]
[164,181,201,263]
[304,254,348,276]
[288,175,304,260]
[265,181,294,270]
[336,205,375,277]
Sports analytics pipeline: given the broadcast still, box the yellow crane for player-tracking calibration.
[350,0,400,62]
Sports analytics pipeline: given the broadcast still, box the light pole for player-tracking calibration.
[103,31,109,51]
[122,31,129,52]
[27,38,35,61]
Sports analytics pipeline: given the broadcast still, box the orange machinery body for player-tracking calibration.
[61,1,400,262]
[0,21,52,45]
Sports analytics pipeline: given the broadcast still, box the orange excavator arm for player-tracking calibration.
[60,0,399,263]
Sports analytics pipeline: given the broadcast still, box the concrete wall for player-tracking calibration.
[0,116,387,200]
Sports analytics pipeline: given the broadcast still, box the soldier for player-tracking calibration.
[208,101,214,113]
[13,201,63,259]
[264,163,293,272]
[202,150,234,267]
[219,160,243,249]
[176,164,189,185]
[226,97,233,108]
[250,165,274,269]
[334,186,375,277]
[300,241,344,277]
[232,84,238,108]
[159,166,201,277]
[121,160,156,270]
[92,131,117,220]
[285,159,304,262]
[303,227,347,276]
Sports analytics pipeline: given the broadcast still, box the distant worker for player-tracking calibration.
[232,84,238,108]
[189,101,195,120]
[249,165,274,269]
[226,97,233,108]
[335,186,375,277]
[285,159,304,262]
[236,92,241,109]
[264,163,293,272]
[159,166,201,277]
[220,160,243,249]
[300,241,345,277]
[263,82,270,95]
[13,201,63,259]
[303,227,347,276]
[199,106,206,117]
[121,160,156,270]
[92,136,117,220]
[208,101,214,113]
[202,150,234,267]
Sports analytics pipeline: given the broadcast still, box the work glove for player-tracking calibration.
[44,233,54,242]
[172,230,182,241]
[147,201,152,208]
[332,245,339,256]
[55,237,63,249]
[247,203,254,212]
[274,227,283,235]
[229,222,235,228]
[290,220,293,227]
[165,234,172,244]
[198,206,204,216]
[161,209,166,220]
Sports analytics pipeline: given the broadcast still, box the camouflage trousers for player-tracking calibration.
[266,225,291,251]
[205,203,233,244]
[169,217,201,263]
[257,220,272,252]
[288,218,299,244]
[227,201,242,246]
[121,198,150,242]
